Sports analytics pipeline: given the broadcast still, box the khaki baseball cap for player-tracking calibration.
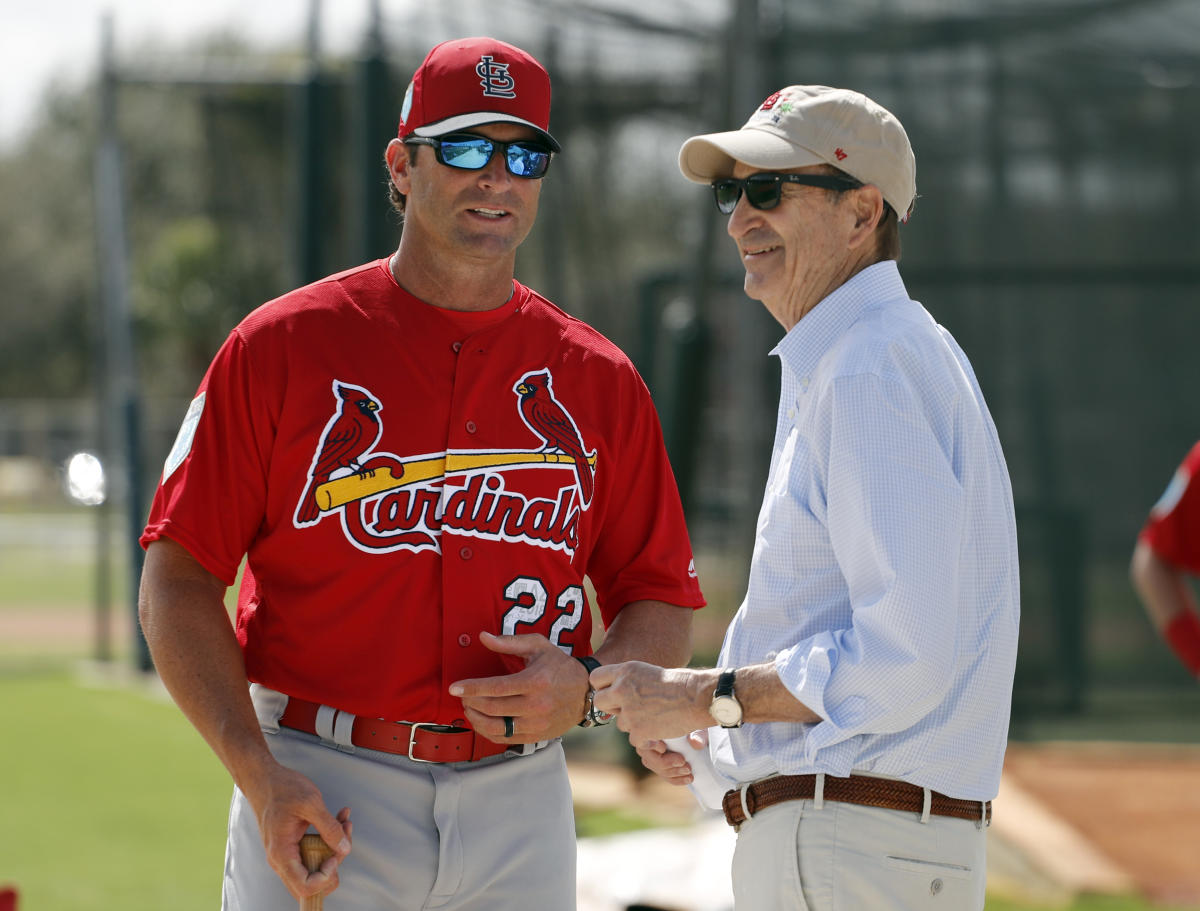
[679,85,916,221]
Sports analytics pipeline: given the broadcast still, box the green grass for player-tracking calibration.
[0,510,129,609]
[0,545,108,608]
[0,671,230,909]
[987,898,1192,911]
[0,672,1190,911]
[575,806,685,839]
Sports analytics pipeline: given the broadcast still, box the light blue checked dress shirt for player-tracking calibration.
[711,260,1020,802]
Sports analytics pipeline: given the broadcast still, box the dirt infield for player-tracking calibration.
[1002,741,1200,907]
[0,606,131,661]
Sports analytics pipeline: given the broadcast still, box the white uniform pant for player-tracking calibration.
[222,722,576,910]
[731,794,988,910]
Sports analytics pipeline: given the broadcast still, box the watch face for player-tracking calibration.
[710,696,742,727]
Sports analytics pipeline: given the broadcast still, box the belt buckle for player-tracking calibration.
[407,722,441,763]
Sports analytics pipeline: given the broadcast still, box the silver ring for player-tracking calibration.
[503,716,515,738]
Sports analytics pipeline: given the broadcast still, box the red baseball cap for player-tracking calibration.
[398,37,560,152]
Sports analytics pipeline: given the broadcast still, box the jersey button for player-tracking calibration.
[459,546,474,560]
[458,634,472,647]
[451,341,463,353]
[465,420,477,434]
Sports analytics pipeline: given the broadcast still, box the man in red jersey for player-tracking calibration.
[1132,440,1200,679]
[138,37,704,911]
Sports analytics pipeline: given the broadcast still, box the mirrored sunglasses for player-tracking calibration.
[712,173,863,214]
[405,132,553,179]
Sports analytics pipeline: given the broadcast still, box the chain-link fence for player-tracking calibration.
[4,0,1200,736]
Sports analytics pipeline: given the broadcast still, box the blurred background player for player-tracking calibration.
[1131,440,1200,680]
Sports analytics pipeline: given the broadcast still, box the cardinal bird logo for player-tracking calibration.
[295,381,383,526]
[514,369,595,505]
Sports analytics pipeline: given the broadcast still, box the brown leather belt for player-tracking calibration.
[722,774,992,829]
[279,697,508,763]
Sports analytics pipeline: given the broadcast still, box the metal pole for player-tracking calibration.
[89,317,114,664]
[94,500,113,663]
[296,0,325,285]
[726,0,776,549]
[94,13,151,672]
[354,0,392,262]
[539,25,569,310]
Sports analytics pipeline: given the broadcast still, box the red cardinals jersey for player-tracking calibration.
[142,260,705,723]
[1140,440,1200,575]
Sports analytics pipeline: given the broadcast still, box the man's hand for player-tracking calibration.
[244,760,353,901]
[636,729,708,786]
[449,631,589,743]
[589,661,711,745]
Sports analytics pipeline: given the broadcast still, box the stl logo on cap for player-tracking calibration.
[751,89,795,128]
[477,56,516,99]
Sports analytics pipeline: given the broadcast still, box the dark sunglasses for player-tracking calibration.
[712,173,863,214]
[404,132,554,179]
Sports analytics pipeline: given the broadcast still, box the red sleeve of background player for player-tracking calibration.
[584,367,705,626]
[140,329,275,585]
[1140,440,1200,575]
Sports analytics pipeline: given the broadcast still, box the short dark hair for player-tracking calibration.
[876,203,901,262]
[813,164,902,263]
[386,144,420,218]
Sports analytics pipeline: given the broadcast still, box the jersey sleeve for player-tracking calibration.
[584,367,705,626]
[140,329,276,585]
[1140,440,1200,575]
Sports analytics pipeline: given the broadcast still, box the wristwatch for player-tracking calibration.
[709,668,744,728]
[576,655,614,728]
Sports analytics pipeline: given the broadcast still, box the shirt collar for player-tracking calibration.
[771,260,909,376]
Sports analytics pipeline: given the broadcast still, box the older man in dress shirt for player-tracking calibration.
[591,85,1020,911]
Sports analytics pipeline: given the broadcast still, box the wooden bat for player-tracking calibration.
[299,834,334,911]
[316,450,598,511]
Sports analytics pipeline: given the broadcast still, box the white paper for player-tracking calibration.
[664,732,738,810]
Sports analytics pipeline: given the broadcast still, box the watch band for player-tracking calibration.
[575,655,612,727]
[575,655,602,674]
[714,668,737,697]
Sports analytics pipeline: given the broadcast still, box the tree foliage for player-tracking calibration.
[0,34,702,404]
[0,86,100,396]
[0,40,296,401]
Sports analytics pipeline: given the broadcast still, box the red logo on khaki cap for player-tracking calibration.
[760,91,782,111]
[835,148,848,160]
[398,37,560,151]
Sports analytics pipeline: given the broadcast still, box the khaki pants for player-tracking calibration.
[731,792,987,910]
